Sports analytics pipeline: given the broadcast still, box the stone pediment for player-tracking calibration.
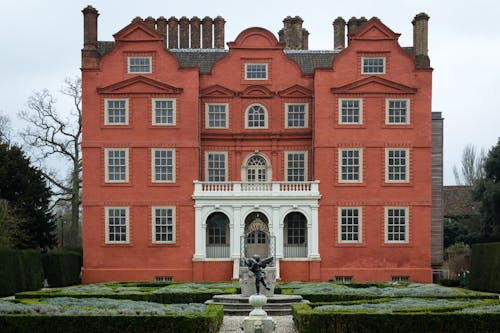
[350,17,400,41]
[97,76,183,95]
[278,84,313,98]
[239,85,275,98]
[228,27,283,50]
[114,20,163,42]
[330,76,417,95]
[201,85,236,98]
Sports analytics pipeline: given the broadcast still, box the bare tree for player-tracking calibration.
[453,144,485,185]
[0,111,11,144]
[18,77,82,247]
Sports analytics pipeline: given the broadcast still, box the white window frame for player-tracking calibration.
[205,103,229,129]
[338,98,363,124]
[338,148,363,183]
[385,148,410,183]
[361,57,386,74]
[151,148,176,183]
[385,207,409,244]
[285,103,308,128]
[105,207,130,244]
[245,104,268,129]
[104,148,129,183]
[245,63,268,80]
[338,207,362,244]
[205,151,228,182]
[128,56,152,74]
[386,99,410,125]
[152,206,176,244]
[104,99,129,125]
[152,98,176,126]
[285,151,308,182]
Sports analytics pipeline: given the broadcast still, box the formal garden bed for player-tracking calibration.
[0,297,223,333]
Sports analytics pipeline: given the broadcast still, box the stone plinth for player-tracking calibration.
[241,294,276,333]
[240,267,276,297]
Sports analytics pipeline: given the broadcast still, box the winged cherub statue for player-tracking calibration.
[243,254,274,294]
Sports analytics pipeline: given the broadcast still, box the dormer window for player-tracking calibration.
[362,57,385,74]
[128,57,151,74]
[245,63,267,80]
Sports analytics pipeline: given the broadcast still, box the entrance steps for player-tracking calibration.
[205,294,308,316]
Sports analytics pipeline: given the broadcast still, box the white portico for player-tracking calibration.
[192,181,321,279]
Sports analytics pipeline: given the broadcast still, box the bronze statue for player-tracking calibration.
[243,254,273,294]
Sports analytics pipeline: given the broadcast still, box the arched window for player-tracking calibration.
[246,104,267,128]
[206,212,230,258]
[283,212,307,258]
[247,155,267,182]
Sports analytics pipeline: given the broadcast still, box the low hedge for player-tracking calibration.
[43,250,81,287]
[0,248,43,296]
[470,242,500,293]
[0,304,223,333]
[292,303,500,333]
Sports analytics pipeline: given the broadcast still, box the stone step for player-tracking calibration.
[206,294,308,316]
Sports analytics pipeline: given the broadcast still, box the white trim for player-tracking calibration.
[361,56,386,74]
[385,98,410,125]
[384,206,409,243]
[127,56,152,74]
[385,148,410,183]
[205,151,228,182]
[104,98,129,125]
[338,207,362,244]
[151,206,176,244]
[285,103,309,128]
[285,151,308,182]
[151,148,176,183]
[205,103,229,129]
[105,206,130,244]
[245,103,268,129]
[152,98,176,126]
[244,63,268,80]
[338,148,363,183]
[104,148,129,183]
[338,98,363,124]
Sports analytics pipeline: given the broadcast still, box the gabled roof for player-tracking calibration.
[349,17,401,42]
[97,76,183,94]
[331,76,417,94]
[201,84,236,98]
[113,19,163,42]
[278,84,313,98]
[239,85,274,98]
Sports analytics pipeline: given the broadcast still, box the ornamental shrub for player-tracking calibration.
[470,242,500,293]
[0,248,43,296]
[44,250,81,287]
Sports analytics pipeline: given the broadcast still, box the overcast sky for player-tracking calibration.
[0,0,499,185]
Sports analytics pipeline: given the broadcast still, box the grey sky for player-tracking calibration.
[0,0,499,185]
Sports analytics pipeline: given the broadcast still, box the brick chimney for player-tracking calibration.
[412,13,430,68]
[214,16,225,49]
[179,16,190,48]
[144,16,156,31]
[333,17,346,50]
[202,16,213,48]
[281,16,307,50]
[168,17,179,49]
[302,29,309,50]
[190,17,201,48]
[81,5,99,69]
[156,16,167,35]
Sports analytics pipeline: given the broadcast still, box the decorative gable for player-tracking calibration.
[114,20,163,42]
[97,76,183,95]
[350,17,400,42]
[239,85,275,98]
[278,84,313,98]
[331,76,417,95]
[201,85,236,98]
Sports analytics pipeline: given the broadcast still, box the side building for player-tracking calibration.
[81,7,442,283]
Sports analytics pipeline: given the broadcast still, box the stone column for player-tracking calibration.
[232,206,242,279]
[272,205,281,280]
[309,204,320,260]
[193,205,205,260]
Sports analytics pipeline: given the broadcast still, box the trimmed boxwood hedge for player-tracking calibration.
[470,242,500,293]
[43,250,81,287]
[0,304,223,333]
[292,303,500,333]
[0,248,43,297]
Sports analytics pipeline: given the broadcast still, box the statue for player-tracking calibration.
[243,254,273,294]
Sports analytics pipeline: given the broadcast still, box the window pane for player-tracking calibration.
[129,57,151,73]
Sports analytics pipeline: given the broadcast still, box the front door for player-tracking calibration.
[244,212,269,258]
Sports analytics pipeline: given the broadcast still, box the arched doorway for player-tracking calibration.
[244,212,270,258]
[206,212,230,258]
[283,212,307,258]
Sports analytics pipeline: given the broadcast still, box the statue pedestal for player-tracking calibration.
[241,294,276,333]
[240,267,276,297]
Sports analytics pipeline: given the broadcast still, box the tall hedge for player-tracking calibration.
[0,248,43,296]
[470,242,500,293]
[44,250,81,287]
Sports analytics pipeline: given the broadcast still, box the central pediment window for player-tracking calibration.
[246,104,268,128]
[242,153,272,183]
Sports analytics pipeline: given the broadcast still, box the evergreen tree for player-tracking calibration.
[0,142,56,249]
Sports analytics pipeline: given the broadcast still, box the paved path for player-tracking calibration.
[219,315,297,333]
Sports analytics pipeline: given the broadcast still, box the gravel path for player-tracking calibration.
[219,315,297,333]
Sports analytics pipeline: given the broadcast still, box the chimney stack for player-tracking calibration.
[302,29,309,50]
[412,13,430,68]
[280,16,307,50]
[202,16,213,48]
[333,17,346,50]
[82,5,99,69]
[214,16,225,49]
[168,17,179,49]
[179,16,190,48]
[156,16,167,35]
[144,16,156,31]
[190,17,201,48]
